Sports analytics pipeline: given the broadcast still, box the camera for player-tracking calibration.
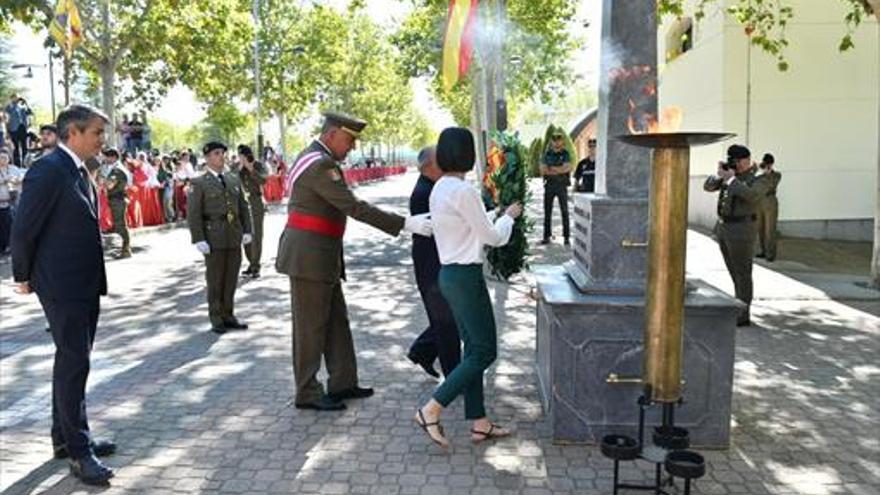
[721,156,737,171]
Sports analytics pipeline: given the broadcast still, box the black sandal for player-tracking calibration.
[414,409,448,448]
[471,423,510,443]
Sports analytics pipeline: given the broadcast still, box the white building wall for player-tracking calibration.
[660,0,879,239]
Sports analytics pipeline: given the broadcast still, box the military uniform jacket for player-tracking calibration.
[275,140,405,283]
[703,170,767,219]
[188,170,252,250]
[755,170,781,197]
[238,161,268,213]
[106,166,128,201]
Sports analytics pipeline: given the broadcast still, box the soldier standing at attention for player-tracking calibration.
[704,144,768,327]
[275,111,432,411]
[236,144,268,278]
[540,133,572,246]
[103,148,132,259]
[188,141,253,334]
[755,153,781,262]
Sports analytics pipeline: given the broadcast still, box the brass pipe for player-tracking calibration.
[643,147,690,403]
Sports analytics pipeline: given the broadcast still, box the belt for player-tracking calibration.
[286,211,345,239]
[720,214,756,224]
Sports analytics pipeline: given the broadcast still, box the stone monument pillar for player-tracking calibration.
[534,0,741,448]
[564,0,655,293]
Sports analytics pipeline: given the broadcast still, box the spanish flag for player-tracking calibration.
[441,0,478,91]
[49,0,84,57]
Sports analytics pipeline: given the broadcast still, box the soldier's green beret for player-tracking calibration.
[203,141,228,155]
[323,111,367,138]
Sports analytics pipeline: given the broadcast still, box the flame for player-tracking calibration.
[627,106,684,134]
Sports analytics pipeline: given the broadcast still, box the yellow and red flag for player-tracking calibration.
[49,0,84,57]
[441,0,478,91]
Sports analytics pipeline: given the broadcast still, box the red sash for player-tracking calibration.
[286,211,346,239]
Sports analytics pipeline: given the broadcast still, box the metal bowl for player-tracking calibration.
[600,434,640,461]
[664,449,706,479]
[653,425,690,450]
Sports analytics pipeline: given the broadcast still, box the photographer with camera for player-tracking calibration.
[755,153,781,262]
[4,95,33,166]
[703,144,768,327]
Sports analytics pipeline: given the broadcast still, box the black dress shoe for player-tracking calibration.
[407,352,439,379]
[223,319,248,330]
[755,252,766,259]
[54,439,117,459]
[294,395,347,411]
[736,318,751,327]
[211,325,227,335]
[328,386,374,401]
[540,238,551,245]
[69,453,114,485]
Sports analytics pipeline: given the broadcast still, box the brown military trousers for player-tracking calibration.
[756,196,779,260]
[717,221,756,324]
[205,248,242,326]
[244,203,264,273]
[289,277,359,404]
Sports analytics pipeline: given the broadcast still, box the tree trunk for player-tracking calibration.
[873,20,880,288]
[278,113,287,160]
[99,62,117,148]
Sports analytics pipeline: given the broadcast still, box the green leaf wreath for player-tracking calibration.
[483,130,533,280]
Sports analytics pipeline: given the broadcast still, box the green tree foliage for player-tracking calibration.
[393,0,579,125]
[200,101,252,145]
[0,38,21,100]
[658,0,876,71]
[527,137,543,178]
[256,4,348,122]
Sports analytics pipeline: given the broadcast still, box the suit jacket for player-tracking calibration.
[275,140,405,282]
[187,170,252,250]
[409,174,440,287]
[11,148,107,301]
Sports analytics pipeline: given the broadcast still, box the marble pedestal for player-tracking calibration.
[535,265,742,448]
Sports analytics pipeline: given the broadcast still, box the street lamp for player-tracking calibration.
[11,62,56,121]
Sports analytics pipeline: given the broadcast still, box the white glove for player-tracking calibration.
[195,241,211,255]
[404,213,433,237]
[242,233,253,245]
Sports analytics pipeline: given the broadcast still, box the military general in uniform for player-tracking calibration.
[103,148,131,258]
[704,144,768,327]
[275,111,432,411]
[188,141,253,334]
[236,144,268,278]
[755,153,781,262]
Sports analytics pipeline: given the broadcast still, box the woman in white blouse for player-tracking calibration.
[414,127,522,449]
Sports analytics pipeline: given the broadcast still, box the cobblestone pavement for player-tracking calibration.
[1,172,878,494]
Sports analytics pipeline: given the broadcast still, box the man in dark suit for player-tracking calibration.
[11,105,117,486]
[407,146,460,378]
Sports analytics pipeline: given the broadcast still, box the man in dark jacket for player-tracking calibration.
[11,105,117,485]
[406,146,461,378]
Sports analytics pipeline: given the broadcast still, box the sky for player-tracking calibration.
[4,0,601,137]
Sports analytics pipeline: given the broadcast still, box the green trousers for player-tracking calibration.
[205,247,242,326]
[244,204,264,273]
[433,264,497,419]
[757,196,778,260]
[109,200,129,250]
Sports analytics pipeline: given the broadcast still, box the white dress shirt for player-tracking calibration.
[429,175,514,265]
